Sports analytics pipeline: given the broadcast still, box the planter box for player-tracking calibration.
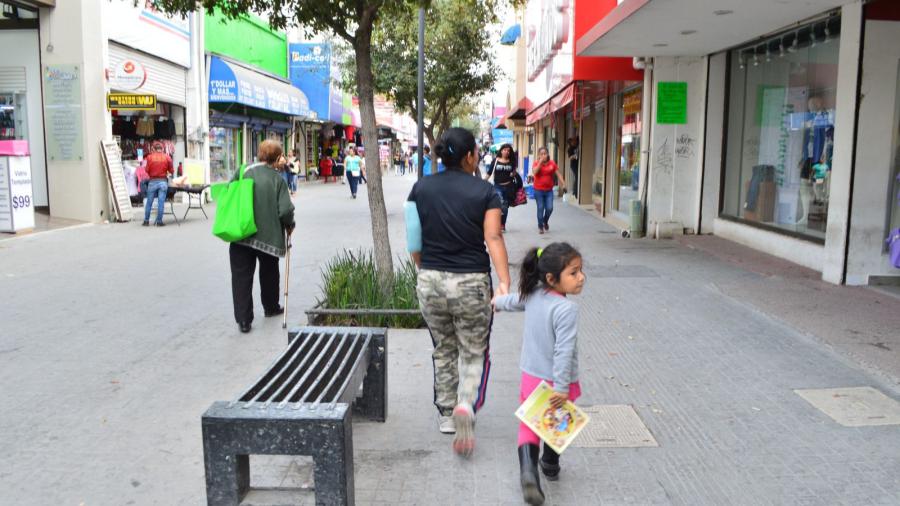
[305,302,424,329]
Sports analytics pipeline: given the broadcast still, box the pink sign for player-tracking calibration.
[0,140,30,156]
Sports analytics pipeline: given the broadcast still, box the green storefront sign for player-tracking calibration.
[657,82,688,124]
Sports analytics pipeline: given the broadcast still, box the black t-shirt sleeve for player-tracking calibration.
[485,186,501,210]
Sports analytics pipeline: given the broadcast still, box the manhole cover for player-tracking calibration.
[573,405,658,448]
[795,387,900,427]
[585,265,659,278]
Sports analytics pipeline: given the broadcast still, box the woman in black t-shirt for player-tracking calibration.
[485,143,519,232]
[406,128,511,457]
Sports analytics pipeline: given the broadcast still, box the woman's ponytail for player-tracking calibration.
[519,247,542,300]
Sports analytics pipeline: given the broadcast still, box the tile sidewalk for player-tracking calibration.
[0,174,898,505]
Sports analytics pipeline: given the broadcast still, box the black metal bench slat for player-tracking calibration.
[296,332,357,405]
[228,330,311,407]
[256,331,335,407]
[289,332,352,405]
[312,334,367,408]
[328,333,374,410]
[275,331,343,407]
[242,331,323,407]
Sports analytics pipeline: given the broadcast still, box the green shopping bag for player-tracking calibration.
[212,164,257,242]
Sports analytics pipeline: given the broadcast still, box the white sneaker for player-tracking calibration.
[452,404,475,457]
[439,415,456,434]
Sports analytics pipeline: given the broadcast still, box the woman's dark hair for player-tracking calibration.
[519,242,581,300]
[433,127,477,170]
[498,143,514,159]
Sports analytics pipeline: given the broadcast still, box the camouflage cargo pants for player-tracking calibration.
[417,269,493,415]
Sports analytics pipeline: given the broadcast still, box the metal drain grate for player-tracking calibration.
[573,405,658,448]
[795,387,900,427]
[584,265,659,278]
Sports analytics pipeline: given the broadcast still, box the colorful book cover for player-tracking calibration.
[515,381,590,454]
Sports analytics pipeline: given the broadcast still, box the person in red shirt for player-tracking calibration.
[142,142,173,226]
[528,147,566,234]
[319,154,334,182]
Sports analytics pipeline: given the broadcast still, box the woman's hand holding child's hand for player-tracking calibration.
[549,391,569,409]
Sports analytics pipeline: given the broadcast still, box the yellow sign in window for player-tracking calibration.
[107,93,158,111]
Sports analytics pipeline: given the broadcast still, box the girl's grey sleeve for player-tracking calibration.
[494,293,526,312]
[551,303,579,393]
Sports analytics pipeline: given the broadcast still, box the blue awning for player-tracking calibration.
[500,24,521,45]
[208,55,310,117]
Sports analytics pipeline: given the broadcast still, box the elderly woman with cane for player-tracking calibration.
[229,140,296,334]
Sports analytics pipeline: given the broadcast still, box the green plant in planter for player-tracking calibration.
[317,249,424,328]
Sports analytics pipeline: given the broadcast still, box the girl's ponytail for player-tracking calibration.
[518,242,582,300]
[519,247,542,300]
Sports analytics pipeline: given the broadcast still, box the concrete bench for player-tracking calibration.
[202,326,388,506]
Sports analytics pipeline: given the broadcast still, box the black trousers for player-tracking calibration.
[229,243,280,324]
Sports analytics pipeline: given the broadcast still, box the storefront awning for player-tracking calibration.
[576,0,845,57]
[498,97,533,128]
[526,83,575,126]
[500,24,521,45]
[208,55,311,117]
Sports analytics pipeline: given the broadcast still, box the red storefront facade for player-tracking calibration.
[521,0,643,220]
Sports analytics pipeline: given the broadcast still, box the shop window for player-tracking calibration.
[888,72,900,246]
[722,17,841,240]
[614,87,642,214]
[592,105,606,211]
[209,127,238,182]
[0,91,27,142]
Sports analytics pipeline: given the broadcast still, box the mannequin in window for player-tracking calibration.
[797,94,834,224]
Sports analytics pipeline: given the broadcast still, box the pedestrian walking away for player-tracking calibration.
[492,242,585,505]
[404,127,511,457]
[484,143,518,232]
[229,140,296,334]
[142,142,173,227]
[345,146,364,198]
[529,147,566,234]
[276,154,295,197]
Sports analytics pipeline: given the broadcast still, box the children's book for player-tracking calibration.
[515,381,590,454]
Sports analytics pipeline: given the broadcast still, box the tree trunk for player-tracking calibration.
[354,21,394,289]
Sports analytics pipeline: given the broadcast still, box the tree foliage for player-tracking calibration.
[149,0,416,284]
[348,0,501,146]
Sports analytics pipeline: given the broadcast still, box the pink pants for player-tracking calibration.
[518,371,582,446]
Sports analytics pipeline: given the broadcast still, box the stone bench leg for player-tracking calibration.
[354,332,387,422]
[202,402,355,506]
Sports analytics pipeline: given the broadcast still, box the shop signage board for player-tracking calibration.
[289,43,330,120]
[107,93,158,111]
[105,1,191,68]
[0,153,35,233]
[100,140,134,222]
[209,56,310,117]
[43,64,84,162]
[657,82,687,124]
[111,59,147,91]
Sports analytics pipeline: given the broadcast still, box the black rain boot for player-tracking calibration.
[540,442,560,481]
[519,444,544,505]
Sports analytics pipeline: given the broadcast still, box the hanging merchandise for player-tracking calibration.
[888,173,900,269]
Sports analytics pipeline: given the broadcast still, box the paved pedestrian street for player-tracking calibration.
[2,175,899,506]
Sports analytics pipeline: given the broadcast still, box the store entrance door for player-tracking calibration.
[0,28,47,207]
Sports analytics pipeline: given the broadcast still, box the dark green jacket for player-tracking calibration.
[232,163,295,257]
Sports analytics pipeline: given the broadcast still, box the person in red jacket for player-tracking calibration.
[319,154,334,182]
[528,147,566,234]
[143,142,173,226]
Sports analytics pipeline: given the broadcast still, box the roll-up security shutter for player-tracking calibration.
[0,67,27,93]
[108,43,187,106]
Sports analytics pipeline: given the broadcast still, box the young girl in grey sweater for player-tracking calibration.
[493,242,585,506]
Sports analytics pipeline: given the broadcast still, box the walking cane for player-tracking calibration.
[282,231,292,329]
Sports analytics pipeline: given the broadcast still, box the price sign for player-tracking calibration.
[0,155,35,232]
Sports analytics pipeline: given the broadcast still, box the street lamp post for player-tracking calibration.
[417,7,425,180]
